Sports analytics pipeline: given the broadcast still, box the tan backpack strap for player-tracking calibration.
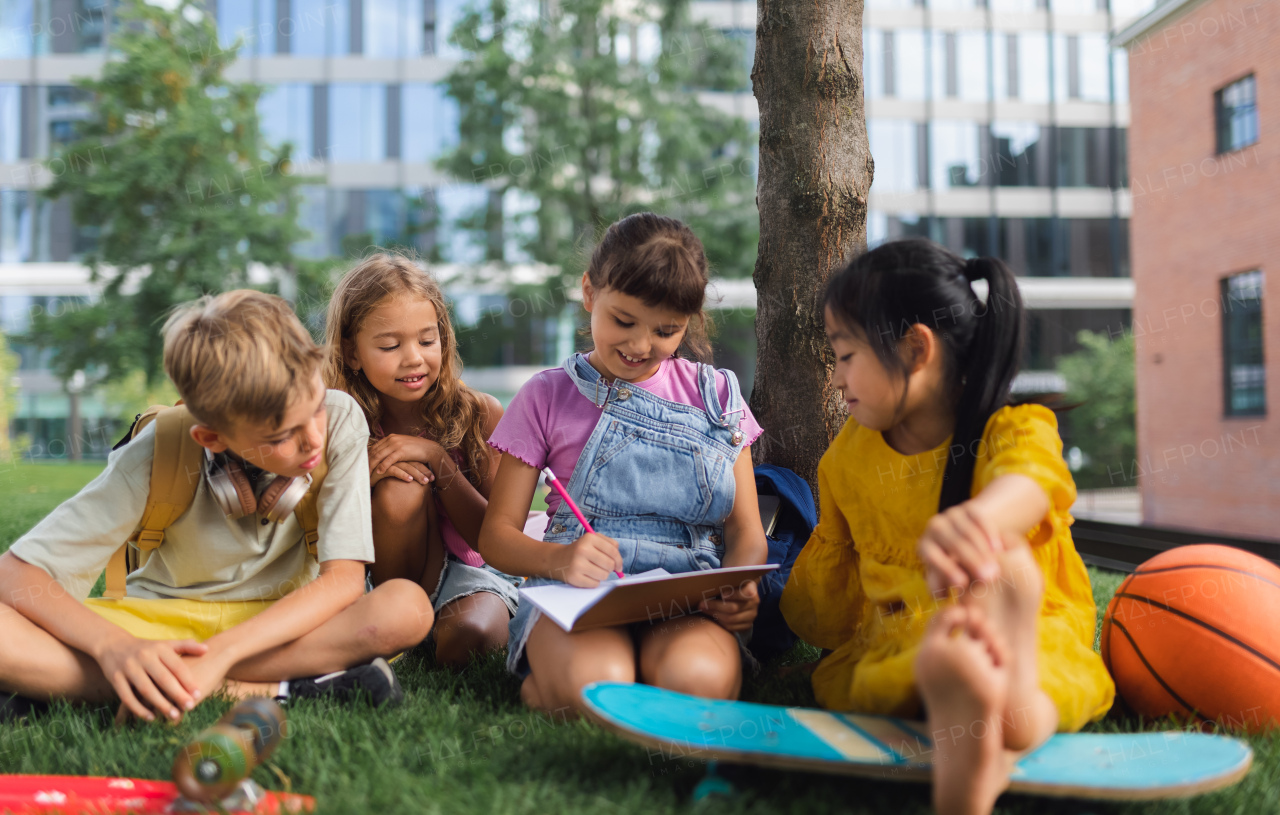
[103,545,130,600]
[294,452,329,557]
[105,406,204,600]
[133,406,204,550]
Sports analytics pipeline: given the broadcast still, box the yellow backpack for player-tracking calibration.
[103,404,328,600]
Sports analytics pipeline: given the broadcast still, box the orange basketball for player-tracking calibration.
[1101,544,1280,732]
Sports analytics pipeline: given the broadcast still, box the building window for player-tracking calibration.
[401,83,459,164]
[868,120,923,193]
[37,0,106,55]
[0,189,33,263]
[258,83,314,160]
[930,120,983,189]
[882,30,896,97]
[1222,270,1266,416]
[291,0,350,56]
[991,121,1051,186]
[44,85,91,154]
[933,30,988,102]
[364,0,424,57]
[328,84,387,162]
[217,0,277,56]
[0,84,19,162]
[1056,126,1111,187]
[1215,74,1258,154]
[1015,32,1050,103]
[0,0,34,57]
[878,29,926,100]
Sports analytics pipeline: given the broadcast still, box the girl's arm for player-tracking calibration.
[918,473,1048,594]
[420,392,505,548]
[367,393,504,549]
[720,447,768,568]
[700,447,767,632]
[967,474,1049,536]
[479,453,622,586]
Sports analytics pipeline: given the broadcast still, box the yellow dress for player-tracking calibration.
[780,404,1114,732]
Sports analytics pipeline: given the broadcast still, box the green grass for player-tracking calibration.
[2,463,1278,814]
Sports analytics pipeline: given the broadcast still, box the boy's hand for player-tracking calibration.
[700,579,760,632]
[553,533,623,587]
[181,649,236,706]
[369,435,444,478]
[918,500,1004,595]
[95,635,208,722]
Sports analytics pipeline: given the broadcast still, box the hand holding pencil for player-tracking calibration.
[542,467,625,585]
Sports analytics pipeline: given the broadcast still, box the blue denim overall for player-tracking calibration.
[506,352,749,676]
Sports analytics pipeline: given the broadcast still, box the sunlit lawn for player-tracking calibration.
[1,462,1276,814]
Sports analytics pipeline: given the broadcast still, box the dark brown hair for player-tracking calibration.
[585,213,715,363]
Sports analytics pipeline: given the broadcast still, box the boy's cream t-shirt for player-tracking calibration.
[10,389,375,601]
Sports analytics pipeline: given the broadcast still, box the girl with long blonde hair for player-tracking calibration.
[324,253,519,667]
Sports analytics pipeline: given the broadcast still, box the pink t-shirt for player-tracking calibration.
[488,355,764,519]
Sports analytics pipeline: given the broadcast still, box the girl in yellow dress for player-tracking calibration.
[781,238,1114,815]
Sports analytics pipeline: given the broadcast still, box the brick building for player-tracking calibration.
[1115,0,1278,538]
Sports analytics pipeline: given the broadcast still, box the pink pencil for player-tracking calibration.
[542,467,624,578]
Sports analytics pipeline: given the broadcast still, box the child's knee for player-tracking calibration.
[371,478,431,523]
[534,650,633,711]
[650,651,740,699]
[567,652,633,689]
[436,614,507,666]
[368,579,434,652]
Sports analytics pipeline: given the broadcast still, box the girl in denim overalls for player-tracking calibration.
[481,213,769,715]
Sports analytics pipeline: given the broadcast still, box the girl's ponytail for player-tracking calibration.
[940,256,1025,510]
[823,239,1027,513]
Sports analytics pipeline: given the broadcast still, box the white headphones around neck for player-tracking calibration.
[204,449,312,523]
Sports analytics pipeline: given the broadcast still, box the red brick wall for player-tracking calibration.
[1126,0,1279,539]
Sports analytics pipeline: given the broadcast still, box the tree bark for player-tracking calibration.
[750,0,873,495]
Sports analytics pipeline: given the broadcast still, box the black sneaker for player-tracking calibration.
[0,693,48,724]
[280,658,404,707]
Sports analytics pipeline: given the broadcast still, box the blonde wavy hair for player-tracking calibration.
[322,253,491,487]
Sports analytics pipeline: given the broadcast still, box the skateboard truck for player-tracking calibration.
[170,778,267,813]
[170,698,288,813]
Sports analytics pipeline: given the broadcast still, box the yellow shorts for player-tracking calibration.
[84,598,275,641]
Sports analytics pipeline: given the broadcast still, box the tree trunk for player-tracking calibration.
[750,0,873,495]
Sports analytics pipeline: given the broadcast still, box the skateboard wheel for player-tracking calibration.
[172,723,256,802]
[691,762,737,803]
[221,697,287,763]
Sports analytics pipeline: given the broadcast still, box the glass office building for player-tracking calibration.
[0,0,488,264]
[0,0,1154,273]
[694,0,1154,371]
[0,0,1152,452]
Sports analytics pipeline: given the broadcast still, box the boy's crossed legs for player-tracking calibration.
[0,578,433,713]
[916,543,1058,815]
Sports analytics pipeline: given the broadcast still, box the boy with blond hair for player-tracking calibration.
[0,290,433,722]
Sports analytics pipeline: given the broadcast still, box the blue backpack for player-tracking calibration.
[749,464,817,662]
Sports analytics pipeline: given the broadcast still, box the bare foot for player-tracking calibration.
[969,542,1058,752]
[917,605,1011,815]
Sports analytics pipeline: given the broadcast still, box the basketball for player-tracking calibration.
[1101,544,1280,732]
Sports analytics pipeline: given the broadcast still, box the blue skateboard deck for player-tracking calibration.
[581,682,1253,799]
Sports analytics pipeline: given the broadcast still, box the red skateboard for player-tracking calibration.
[1,698,312,814]
[0,774,314,814]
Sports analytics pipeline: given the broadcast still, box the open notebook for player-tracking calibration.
[519,564,779,633]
